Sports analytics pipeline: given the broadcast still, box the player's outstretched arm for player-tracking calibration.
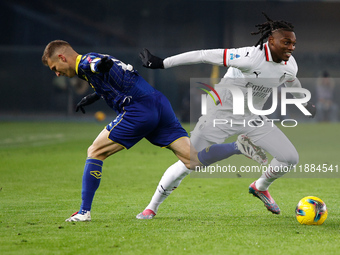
[75,92,101,114]
[163,49,224,68]
[139,49,164,69]
[140,48,225,69]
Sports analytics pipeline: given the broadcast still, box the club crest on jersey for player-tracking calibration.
[230,53,241,60]
[86,56,93,63]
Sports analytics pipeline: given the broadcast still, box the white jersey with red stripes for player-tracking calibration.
[164,42,300,117]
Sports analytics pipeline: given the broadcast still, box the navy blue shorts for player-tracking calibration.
[106,91,188,149]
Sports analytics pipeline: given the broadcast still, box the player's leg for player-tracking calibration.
[66,101,153,222]
[66,128,125,222]
[247,124,298,214]
[194,135,268,166]
[251,127,298,190]
[197,142,242,166]
[192,119,267,166]
[136,114,258,219]
[136,137,198,219]
[136,96,213,219]
[80,128,125,213]
[149,130,263,215]
[191,115,239,165]
[136,117,229,219]
[168,136,200,169]
[68,93,174,222]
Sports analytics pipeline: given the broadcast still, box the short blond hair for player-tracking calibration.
[42,40,71,66]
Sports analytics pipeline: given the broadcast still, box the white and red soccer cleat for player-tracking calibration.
[65,210,91,222]
[136,209,156,219]
[249,181,280,214]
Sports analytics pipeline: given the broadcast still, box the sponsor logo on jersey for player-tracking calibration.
[87,56,93,63]
[253,71,261,78]
[251,84,273,99]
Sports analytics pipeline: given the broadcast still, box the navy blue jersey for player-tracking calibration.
[76,53,156,113]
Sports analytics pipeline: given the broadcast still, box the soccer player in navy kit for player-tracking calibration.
[41,40,201,221]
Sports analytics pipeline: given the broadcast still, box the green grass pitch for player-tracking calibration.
[0,121,339,255]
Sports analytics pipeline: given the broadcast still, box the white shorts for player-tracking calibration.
[190,112,298,165]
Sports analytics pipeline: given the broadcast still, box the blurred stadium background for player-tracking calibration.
[1,0,339,122]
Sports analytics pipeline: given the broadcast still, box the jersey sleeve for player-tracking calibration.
[77,54,101,74]
[78,53,135,78]
[224,47,255,71]
[89,57,102,73]
[163,49,225,68]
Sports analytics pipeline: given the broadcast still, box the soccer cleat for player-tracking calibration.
[136,209,156,219]
[249,181,280,214]
[236,134,268,165]
[65,210,91,222]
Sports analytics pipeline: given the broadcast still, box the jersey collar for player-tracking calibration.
[75,55,82,74]
[264,42,287,65]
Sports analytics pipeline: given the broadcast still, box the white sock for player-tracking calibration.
[255,158,294,191]
[145,160,192,213]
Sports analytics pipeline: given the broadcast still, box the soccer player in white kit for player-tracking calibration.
[136,13,316,218]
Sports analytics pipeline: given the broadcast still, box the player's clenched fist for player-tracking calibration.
[139,48,164,69]
[76,92,101,114]
[305,102,317,118]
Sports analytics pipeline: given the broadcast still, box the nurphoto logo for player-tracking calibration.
[197,80,313,128]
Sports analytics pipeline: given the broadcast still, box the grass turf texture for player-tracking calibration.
[0,121,339,255]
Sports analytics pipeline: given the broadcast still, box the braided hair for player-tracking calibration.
[251,12,294,50]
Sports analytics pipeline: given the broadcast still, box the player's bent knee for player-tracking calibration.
[87,141,123,160]
[184,162,191,169]
[278,151,299,166]
[291,153,299,166]
[190,158,201,170]
[179,158,199,170]
[87,144,97,158]
[87,144,105,160]
[288,150,299,165]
